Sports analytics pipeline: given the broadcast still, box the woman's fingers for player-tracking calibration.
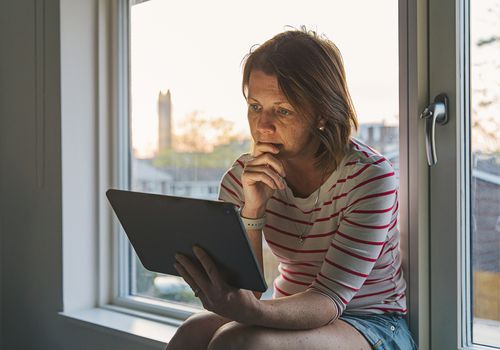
[246,153,286,177]
[252,141,280,157]
[247,142,286,190]
[175,253,210,292]
[174,261,200,294]
[243,165,285,190]
[192,246,225,287]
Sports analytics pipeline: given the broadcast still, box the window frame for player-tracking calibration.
[427,0,467,347]
[398,0,431,347]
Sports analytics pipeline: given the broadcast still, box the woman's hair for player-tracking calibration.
[241,27,358,171]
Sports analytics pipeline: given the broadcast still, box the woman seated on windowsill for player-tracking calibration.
[167,27,417,350]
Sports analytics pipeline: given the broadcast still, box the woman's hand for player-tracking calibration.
[174,247,338,330]
[174,246,260,324]
[241,142,286,218]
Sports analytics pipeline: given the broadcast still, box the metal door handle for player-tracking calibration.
[420,93,449,166]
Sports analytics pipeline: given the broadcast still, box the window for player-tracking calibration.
[118,0,399,319]
[429,0,500,348]
[470,0,500,346]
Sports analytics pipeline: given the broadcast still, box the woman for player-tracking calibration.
[168,28,416,350]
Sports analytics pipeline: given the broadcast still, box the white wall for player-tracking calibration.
[0,1,163,349]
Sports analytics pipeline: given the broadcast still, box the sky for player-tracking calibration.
[470,0,500,153]
[130,0,399,158]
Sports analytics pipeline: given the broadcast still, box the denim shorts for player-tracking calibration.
[339,312,418,349]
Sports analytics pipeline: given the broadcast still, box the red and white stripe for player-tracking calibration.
[218,138,407,317]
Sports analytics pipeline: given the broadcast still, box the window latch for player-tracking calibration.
[420,93,449,166]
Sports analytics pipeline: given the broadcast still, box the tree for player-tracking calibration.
[173,111,246,153]
[154,139,251,169]
[153,111,251,169]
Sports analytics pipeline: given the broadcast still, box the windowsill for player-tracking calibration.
[472,319,500,348]
[60,306,182,347]
[59,306,500,350]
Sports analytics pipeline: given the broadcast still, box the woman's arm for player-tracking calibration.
[175,246,338,330]
[249,289,338,330]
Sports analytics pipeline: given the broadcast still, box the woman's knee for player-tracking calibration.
[166,311,230,350]
[207,322,263,350]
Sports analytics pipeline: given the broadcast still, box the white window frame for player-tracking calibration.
[398,0,431,347]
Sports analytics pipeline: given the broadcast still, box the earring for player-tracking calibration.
[318,118,325,131]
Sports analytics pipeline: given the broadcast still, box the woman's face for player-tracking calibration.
[246,70,320,163]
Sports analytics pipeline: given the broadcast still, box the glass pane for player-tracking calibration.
[470,0,500,346]
[129,0,398,308]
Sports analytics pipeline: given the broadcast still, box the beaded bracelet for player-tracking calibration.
[239,208,266,230]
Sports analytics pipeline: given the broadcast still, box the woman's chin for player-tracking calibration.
[275,148,291,159]
[274,143,285,152]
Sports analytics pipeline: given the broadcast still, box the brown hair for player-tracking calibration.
[241,27,358,171]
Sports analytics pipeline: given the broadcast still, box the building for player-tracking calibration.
[158,89,173,153]
[132,157,224,200]
[356,122,399,156]
[131,157,174,194]
[472,154,500,273]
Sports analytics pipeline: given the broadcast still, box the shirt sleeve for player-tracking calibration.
[218,154,250,208]
[307,157,398,321]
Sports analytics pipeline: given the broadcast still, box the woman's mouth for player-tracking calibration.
[259,141,283,150]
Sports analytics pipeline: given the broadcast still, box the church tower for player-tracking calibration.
[158,89,172,153]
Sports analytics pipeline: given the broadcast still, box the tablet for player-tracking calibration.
[106,189,268,292]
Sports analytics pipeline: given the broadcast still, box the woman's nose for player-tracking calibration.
[256,111,276,134]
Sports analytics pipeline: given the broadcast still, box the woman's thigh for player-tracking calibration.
[207,319,371,350]
[166,311,232,350]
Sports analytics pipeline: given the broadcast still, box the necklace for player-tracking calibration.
[283,170,327,244]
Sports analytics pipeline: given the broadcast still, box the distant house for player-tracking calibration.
[356,122,399,156]
[132,157,174,194]
[355,123,400,182]
[159,166,226,200]
[472,158,500,273]
[132,157,225,200]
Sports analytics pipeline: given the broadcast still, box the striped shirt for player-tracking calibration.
[218,138,407,319]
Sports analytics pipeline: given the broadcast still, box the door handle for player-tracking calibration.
[420,93,449,166]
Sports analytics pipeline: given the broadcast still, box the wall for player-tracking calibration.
[0,1,163,349]
[0,0,63,348]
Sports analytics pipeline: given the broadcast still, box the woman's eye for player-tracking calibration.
[249,104,261,112]
[277,108,292,116]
